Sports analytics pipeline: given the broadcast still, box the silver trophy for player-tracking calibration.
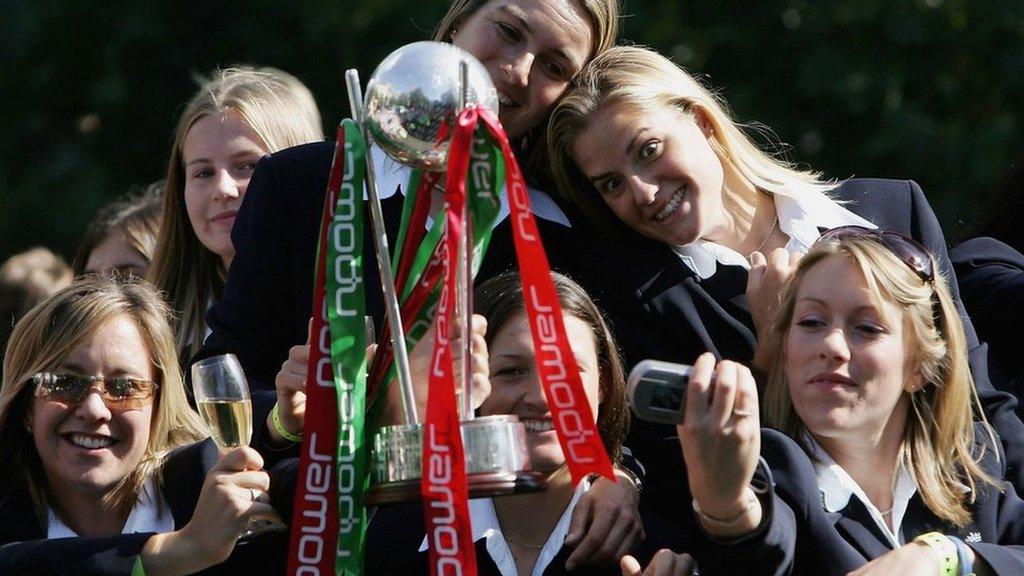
[345,42,544,504]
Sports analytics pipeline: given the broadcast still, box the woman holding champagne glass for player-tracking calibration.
[206,0,646,567]
[0,276,288,575]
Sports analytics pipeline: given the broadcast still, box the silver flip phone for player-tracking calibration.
[627,359,691,424]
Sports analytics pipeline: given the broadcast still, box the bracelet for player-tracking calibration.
[913,532,958,576]
[692,487,757,527]
[612,466,643,496]
[272,403,302,443]
[946,535,975,576]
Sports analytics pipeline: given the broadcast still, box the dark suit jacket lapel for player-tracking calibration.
[829,499,895,561]
[637,247,756,360]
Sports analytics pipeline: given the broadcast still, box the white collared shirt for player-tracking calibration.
[47,477,174,538]
[419,477,591,576]
[807,439,917,548]
[368,147,571,229]
[671,186,876,279]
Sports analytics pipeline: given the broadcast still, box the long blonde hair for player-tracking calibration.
[763,236,998,526]
[0,276,207,526]
[148,66,323,362]
[549,45,836,232]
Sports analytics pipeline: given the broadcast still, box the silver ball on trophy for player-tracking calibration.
[364,41,498,171]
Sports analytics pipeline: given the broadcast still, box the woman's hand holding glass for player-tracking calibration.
[676,352,762,539]
[140,447,278,576]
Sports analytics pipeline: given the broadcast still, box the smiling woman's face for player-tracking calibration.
[451,0,593,138]
[784,255,916,446]
[26,314,154,499]
[182,109,269,268]
[478,311,601,471]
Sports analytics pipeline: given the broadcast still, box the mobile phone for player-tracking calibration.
[627,360,690,425]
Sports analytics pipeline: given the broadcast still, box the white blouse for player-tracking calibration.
[46,477,174,538]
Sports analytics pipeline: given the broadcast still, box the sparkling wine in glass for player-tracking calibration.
[192,354,253,449]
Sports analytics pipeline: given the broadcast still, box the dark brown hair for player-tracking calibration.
[474,271,629,462]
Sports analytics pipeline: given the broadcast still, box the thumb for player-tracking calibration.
[619,555,642,576]
[746,251,767,292]
[215,446,264,473]
[747,250,766,269]
[306,317,315,344]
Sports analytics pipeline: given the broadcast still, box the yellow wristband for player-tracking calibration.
[914,532,958,576]
[272,403,302,443]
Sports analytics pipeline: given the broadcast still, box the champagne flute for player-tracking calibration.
[192,354,253,449]
[192,354,283,538]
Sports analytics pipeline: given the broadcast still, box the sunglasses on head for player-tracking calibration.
[31,372,158,410]
[816,226,935,284]
[816,225,945,330]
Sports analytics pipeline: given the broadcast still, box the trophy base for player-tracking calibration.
[365,470,547,506]
[367,414,542,505]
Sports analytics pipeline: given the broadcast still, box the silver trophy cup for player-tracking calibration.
[346,41,544,505]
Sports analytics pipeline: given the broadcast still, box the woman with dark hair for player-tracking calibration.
[74,182,164,277]
[0,276,289,575]
[366,272,687,575]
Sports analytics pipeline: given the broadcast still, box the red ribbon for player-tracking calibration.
[477,107,615,485]
[421,109,479,576]
[286,126,344,575]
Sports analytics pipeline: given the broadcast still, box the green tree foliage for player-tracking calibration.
[2,0,1022,259]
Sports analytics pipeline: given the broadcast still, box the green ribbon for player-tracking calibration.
[328,119,369,576]
[378,126,505,393]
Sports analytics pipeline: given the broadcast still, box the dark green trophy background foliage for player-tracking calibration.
[2,0,1022,259]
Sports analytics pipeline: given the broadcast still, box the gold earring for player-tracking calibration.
[520,131,530,150]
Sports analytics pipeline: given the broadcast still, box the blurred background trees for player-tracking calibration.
[2,0,1022,259]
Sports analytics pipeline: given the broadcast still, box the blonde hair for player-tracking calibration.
[433,0,620,181]
[149,66,324,362]
[549,45,837,231]
[0,276,207,526]
[763,236,998,526]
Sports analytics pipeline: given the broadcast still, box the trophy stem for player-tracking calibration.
[457,59,475,421]
[345,69,419,426]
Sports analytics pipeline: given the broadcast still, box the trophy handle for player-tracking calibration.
[345,69,419,426]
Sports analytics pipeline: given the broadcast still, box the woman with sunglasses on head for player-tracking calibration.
[547,45,1024,521]
[0,277,289,576]
[673,231,1024,575]
[199,1,646,567]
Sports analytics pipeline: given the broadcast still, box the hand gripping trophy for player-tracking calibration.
[286,42,614,576]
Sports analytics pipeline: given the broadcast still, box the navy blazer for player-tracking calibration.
[0,439,293,576]
[201,140,599,393]
[951,236,1024,394]
[679,428,1024,575]
[575,179,1024,524]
